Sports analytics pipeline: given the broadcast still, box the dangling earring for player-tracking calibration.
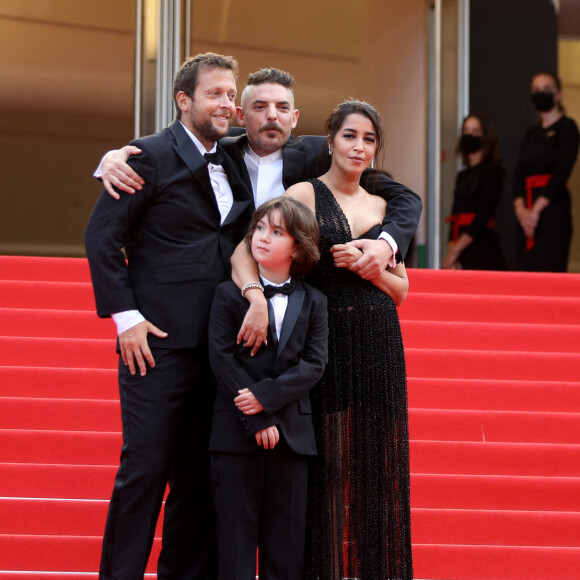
[328,145,332,155]
[370,157,375,169]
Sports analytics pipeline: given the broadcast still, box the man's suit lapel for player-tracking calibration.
[169,122,252,225]
[277,289,305,358]
[169,121,217,200]
[282,137,308,189]
[220,144,253,226]
[170,121,206,174]
[220,135,253,194]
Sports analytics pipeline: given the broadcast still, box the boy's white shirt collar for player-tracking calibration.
[259,274,292,340]
[259,274,291,287]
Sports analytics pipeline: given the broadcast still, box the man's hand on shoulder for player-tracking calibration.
[101,146,145,199]
[119,319,168,376]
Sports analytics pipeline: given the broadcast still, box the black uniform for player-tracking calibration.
[513,115,579,272]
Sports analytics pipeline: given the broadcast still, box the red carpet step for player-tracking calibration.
[406,347,580,381]
[5,462,579,512]
[0,397,120,431]
[0,256,91,282]
[413,544,580,580]
[0,336,116,368]
[0,366,117,399]
[408,377,580,412]
[0,463,116,499]
[399,292,580,324]
[0,307,111,338]
[4,396,580,444]
[0,535,160,574]
[0,279,96,310]
[407,267,580,296]
[411,440,580,477]
[401,319,580,352]
[412,473,580,511]
[0,429,121,465]
[1,256,580,579]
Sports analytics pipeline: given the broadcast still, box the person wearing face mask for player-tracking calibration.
[513,71,579,272]
[443,114,506,269]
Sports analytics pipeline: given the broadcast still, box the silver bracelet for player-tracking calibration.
[241,281,264,298]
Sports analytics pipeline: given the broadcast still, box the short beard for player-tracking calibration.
[191,118,227,145]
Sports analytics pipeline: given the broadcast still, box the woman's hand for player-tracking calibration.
[442,242,461,269]
[347,238,394,279]
[515,196,549,242]
[516,207,540,240]
[331,243,363,269]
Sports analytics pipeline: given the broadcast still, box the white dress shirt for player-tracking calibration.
[243,146,285,209]
[260,275,291,340]
[179,122,233,224]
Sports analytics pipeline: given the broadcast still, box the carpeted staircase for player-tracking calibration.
[1,255,580,579]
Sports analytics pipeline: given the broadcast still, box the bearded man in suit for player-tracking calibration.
[85,52,253,580]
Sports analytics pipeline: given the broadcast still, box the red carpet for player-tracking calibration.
[1,256,580,579]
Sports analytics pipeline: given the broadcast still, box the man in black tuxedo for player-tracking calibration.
[85,53,253,580]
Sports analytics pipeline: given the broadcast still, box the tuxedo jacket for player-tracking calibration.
[85,120,253,349]
[220,132,423,260]
[208,280,328,456]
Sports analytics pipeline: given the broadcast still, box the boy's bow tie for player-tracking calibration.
[263,282,298,298]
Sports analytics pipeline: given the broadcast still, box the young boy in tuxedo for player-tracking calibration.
[208,196,328,580]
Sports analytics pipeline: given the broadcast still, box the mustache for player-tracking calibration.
[259,122,283,132]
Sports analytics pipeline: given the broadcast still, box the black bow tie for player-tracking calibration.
[204,150,224,166]
[263,282,298,298]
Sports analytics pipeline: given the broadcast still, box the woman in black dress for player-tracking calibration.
[513,71,579,272]
[286,101,413,580]
[443,114,506,270]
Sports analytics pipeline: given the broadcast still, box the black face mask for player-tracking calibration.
[531,91,555,112]
[459,134,483,154]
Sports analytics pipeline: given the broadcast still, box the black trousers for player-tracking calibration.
[99,347,217,580]
[211,443,308,580]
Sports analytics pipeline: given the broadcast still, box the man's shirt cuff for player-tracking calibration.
[378,231,398,268]
[93,155,107,179]
[112,310,146,335]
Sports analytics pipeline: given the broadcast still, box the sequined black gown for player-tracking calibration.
[304,179,413,580]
